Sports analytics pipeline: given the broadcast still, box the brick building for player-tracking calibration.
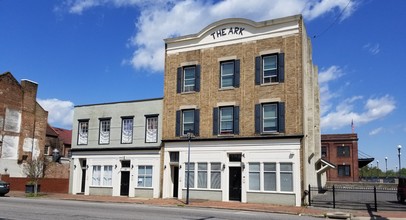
[45,125,72,158]
[321,133,359,182]
[0,72,48,177]
[161,15,321,206]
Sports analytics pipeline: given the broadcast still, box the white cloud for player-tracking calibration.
[369,127,383,136]
[319,65,345,115]
[321,95,396,130]
[363,43,380,55]
[61,0,359,72]
[38,98,74,128]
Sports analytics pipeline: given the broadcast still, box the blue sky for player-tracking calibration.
[1,0,405,171]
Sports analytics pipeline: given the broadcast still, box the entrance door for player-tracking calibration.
[80,160,87,193]
[229,167,242,201]
[120,171,130,196]
[172,166,179,197]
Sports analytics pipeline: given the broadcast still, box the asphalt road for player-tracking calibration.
[0,196,320,220]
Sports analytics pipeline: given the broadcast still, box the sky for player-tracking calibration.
[1,0,405,171]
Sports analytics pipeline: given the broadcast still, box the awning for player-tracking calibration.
[316,158,336,174]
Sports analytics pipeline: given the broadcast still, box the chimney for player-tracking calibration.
[21,79,38,113]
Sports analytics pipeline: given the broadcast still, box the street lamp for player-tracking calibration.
[186,131,194,205]
[398,145,402,177]
[385,157,388,174]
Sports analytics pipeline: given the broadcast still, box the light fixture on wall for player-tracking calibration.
[4,168,8,173]
[115,164,117,169]
[242,163,245,170]
[131,165,134,169]
[222,164,225,170]
[86,165,89,169]
[164,165,167,169]
[74,165,77,169]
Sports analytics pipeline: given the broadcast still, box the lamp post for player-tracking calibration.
[186,131,193,205]
[385,157,388,174]
[398,145,402,177]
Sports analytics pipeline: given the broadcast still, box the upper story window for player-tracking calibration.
[78,120,89,145]
[177,65,200,93]
[175,109,199,137]
[255,53,284,85]
[337,146,350,157]
[99,118,111,145]
[213,106,239,135]
[255,102,285,134]
[121,117,133,144]
[220,60,240,88]
[145,115,158,143]
[321,146,327,157]
[337,165,351,177]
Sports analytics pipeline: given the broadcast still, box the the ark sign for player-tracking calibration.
[210,26,245,40]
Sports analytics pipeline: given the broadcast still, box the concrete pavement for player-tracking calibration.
[5,191,406,219]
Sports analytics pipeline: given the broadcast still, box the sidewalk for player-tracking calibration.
[6,191,406,219]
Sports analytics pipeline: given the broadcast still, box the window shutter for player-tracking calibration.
[278,53,285,83]
[195,65,201,92]
[234,59,240,88]
[194,109,200,136]
[255,104,261,134]
[278,102,285,133]
[255,56,261,85]
[213,107,219,135]
[175,110,181,136]
[233,106,240,135]
[177,67,182,93]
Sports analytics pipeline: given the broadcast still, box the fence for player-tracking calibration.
[308,184,402,212]
[0,174,69,193]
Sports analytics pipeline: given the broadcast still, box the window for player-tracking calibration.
[337,146,350,157]
[249,163,260,190]
[121,160,131,168]
[197,163,208,188]
[78,120,89,145]
[99,118,111,144]
[264,163,276,191]
[280,163,293,192]
[176,109,200,136]
[210,163,221,189]
[184,162,195,188]
[263,103,277,132]
[138,165,153,187]
[121,117,133,144]
[321,146,327,157]
[255,103,285,134]
[145,115,158,143]
[213,106,239,135]
[169,152,179,162]
[92,165,112,186]
[255,53,284,85]
[248,162,294,192]
[220,60,240,88]
[338,165,351,177]
[228,154,241,162]
[177,65,200,93]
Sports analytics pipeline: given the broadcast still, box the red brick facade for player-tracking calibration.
[321,133,359,182]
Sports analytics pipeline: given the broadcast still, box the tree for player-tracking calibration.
[23,156,48,196]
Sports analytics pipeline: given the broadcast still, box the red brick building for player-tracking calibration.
[321,133,359,182]
[0,72,48,177]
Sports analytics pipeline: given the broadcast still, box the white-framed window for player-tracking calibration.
[145,116,158,143]
[182,110,195,135]
[280,163,293,192]
[121,117,133,144]
[78,120,89,145]
[262,55,278,83]
[248,162,293,192]
[210,163,221,189]
[183,66,196,92]
[99,118,111,144]
[137,165,153,187]
[184,162,195,188]
[263,103,278,132]
[220,61,234,88]
[220,107,234,134]
[92,165,112,186]
[197,163,208,188]
[249,163,260,190]
[264,163,276,191]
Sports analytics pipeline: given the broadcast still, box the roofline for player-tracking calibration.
[164,14,302,43]
[162,134,304,143]
[75,97,163,108]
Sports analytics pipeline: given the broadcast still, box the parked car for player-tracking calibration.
[398,177,406,203]
[0,180,10,196]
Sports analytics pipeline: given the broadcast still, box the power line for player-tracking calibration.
[313,0,352,39]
